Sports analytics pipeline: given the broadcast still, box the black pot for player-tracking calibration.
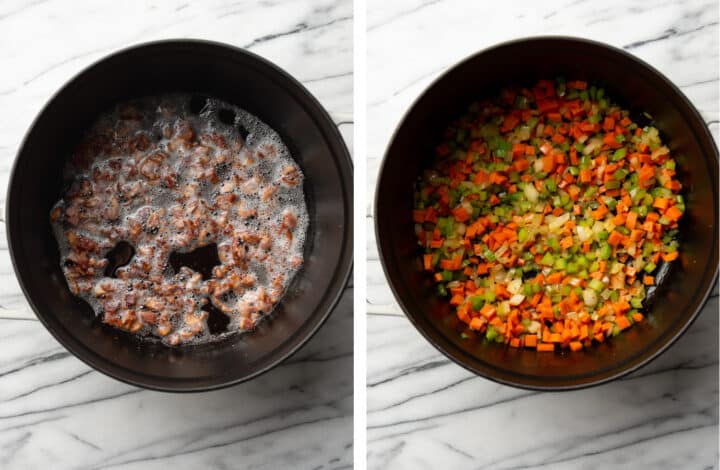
[375,37,718,390]
[7,40,353,392]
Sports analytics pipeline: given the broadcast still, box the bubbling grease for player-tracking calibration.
[50,94,308,346]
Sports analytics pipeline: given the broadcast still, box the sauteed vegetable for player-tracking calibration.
[413,78,683,352]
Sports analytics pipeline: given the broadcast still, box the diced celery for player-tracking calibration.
[613,169,628,180]
[486,326,498,341]
[589,279,605,292]
[523,283,533,296]
[541,252,555,266]
[599,242,612,260]
[545,178,557,193]
[612,148,627,161]
[518,227,530,243]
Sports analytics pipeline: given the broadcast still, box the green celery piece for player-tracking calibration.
[470,296,484,311]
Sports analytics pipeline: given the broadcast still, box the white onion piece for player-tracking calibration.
[583,137,602,155]
[583,288,598,307]
[524,182,539,203]
[576,225,592,242]
[507,278,522,295]
[548,213,570,231]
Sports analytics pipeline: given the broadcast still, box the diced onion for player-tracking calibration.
[576,225,592,242]
[507,278,522,295]
[523,183,539,203]
[548,213,570,231]
[583,288,598,307]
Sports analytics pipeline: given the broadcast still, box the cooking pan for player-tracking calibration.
[375,37,718,390]
[7,40,353,392]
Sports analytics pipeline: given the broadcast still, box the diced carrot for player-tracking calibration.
[664,206,682,222]
[501,114,520,132]
[643,275,655,285]
[652,197,670,210]
[612,212,626,226]
[591,205,610,221]
[625,211,638,229]
[469,317,484,330]
[603,117,615,131]
[510,338,521,348]
[524,335,538,348]
[513,159,530,172]
[450,294,464,306]
[480,304,497,319]
[537,343,555,352]
[616,316,631,331]
[474,169,489,184]
[567,80,587,90]
[579,169,592,183]
[579,324,589,340]
[569,341,583,352]
[661,251,679,262]
[560,236,574,249]
[607,230,624,247]
[452,206,470,222]
[632,313,644,322]
[512,143,526,158]
[423,254,433,271]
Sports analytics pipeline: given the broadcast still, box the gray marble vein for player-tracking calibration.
[367,0,719,468]
[0,0,353,468]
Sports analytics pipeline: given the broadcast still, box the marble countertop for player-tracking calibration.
[367,0,718,468]
[0,0,352,469]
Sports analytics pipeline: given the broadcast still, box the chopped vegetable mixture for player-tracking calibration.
[413,78,683,352]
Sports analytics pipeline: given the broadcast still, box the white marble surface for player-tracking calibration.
[367,0,719,468]
[0,0,352,469]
